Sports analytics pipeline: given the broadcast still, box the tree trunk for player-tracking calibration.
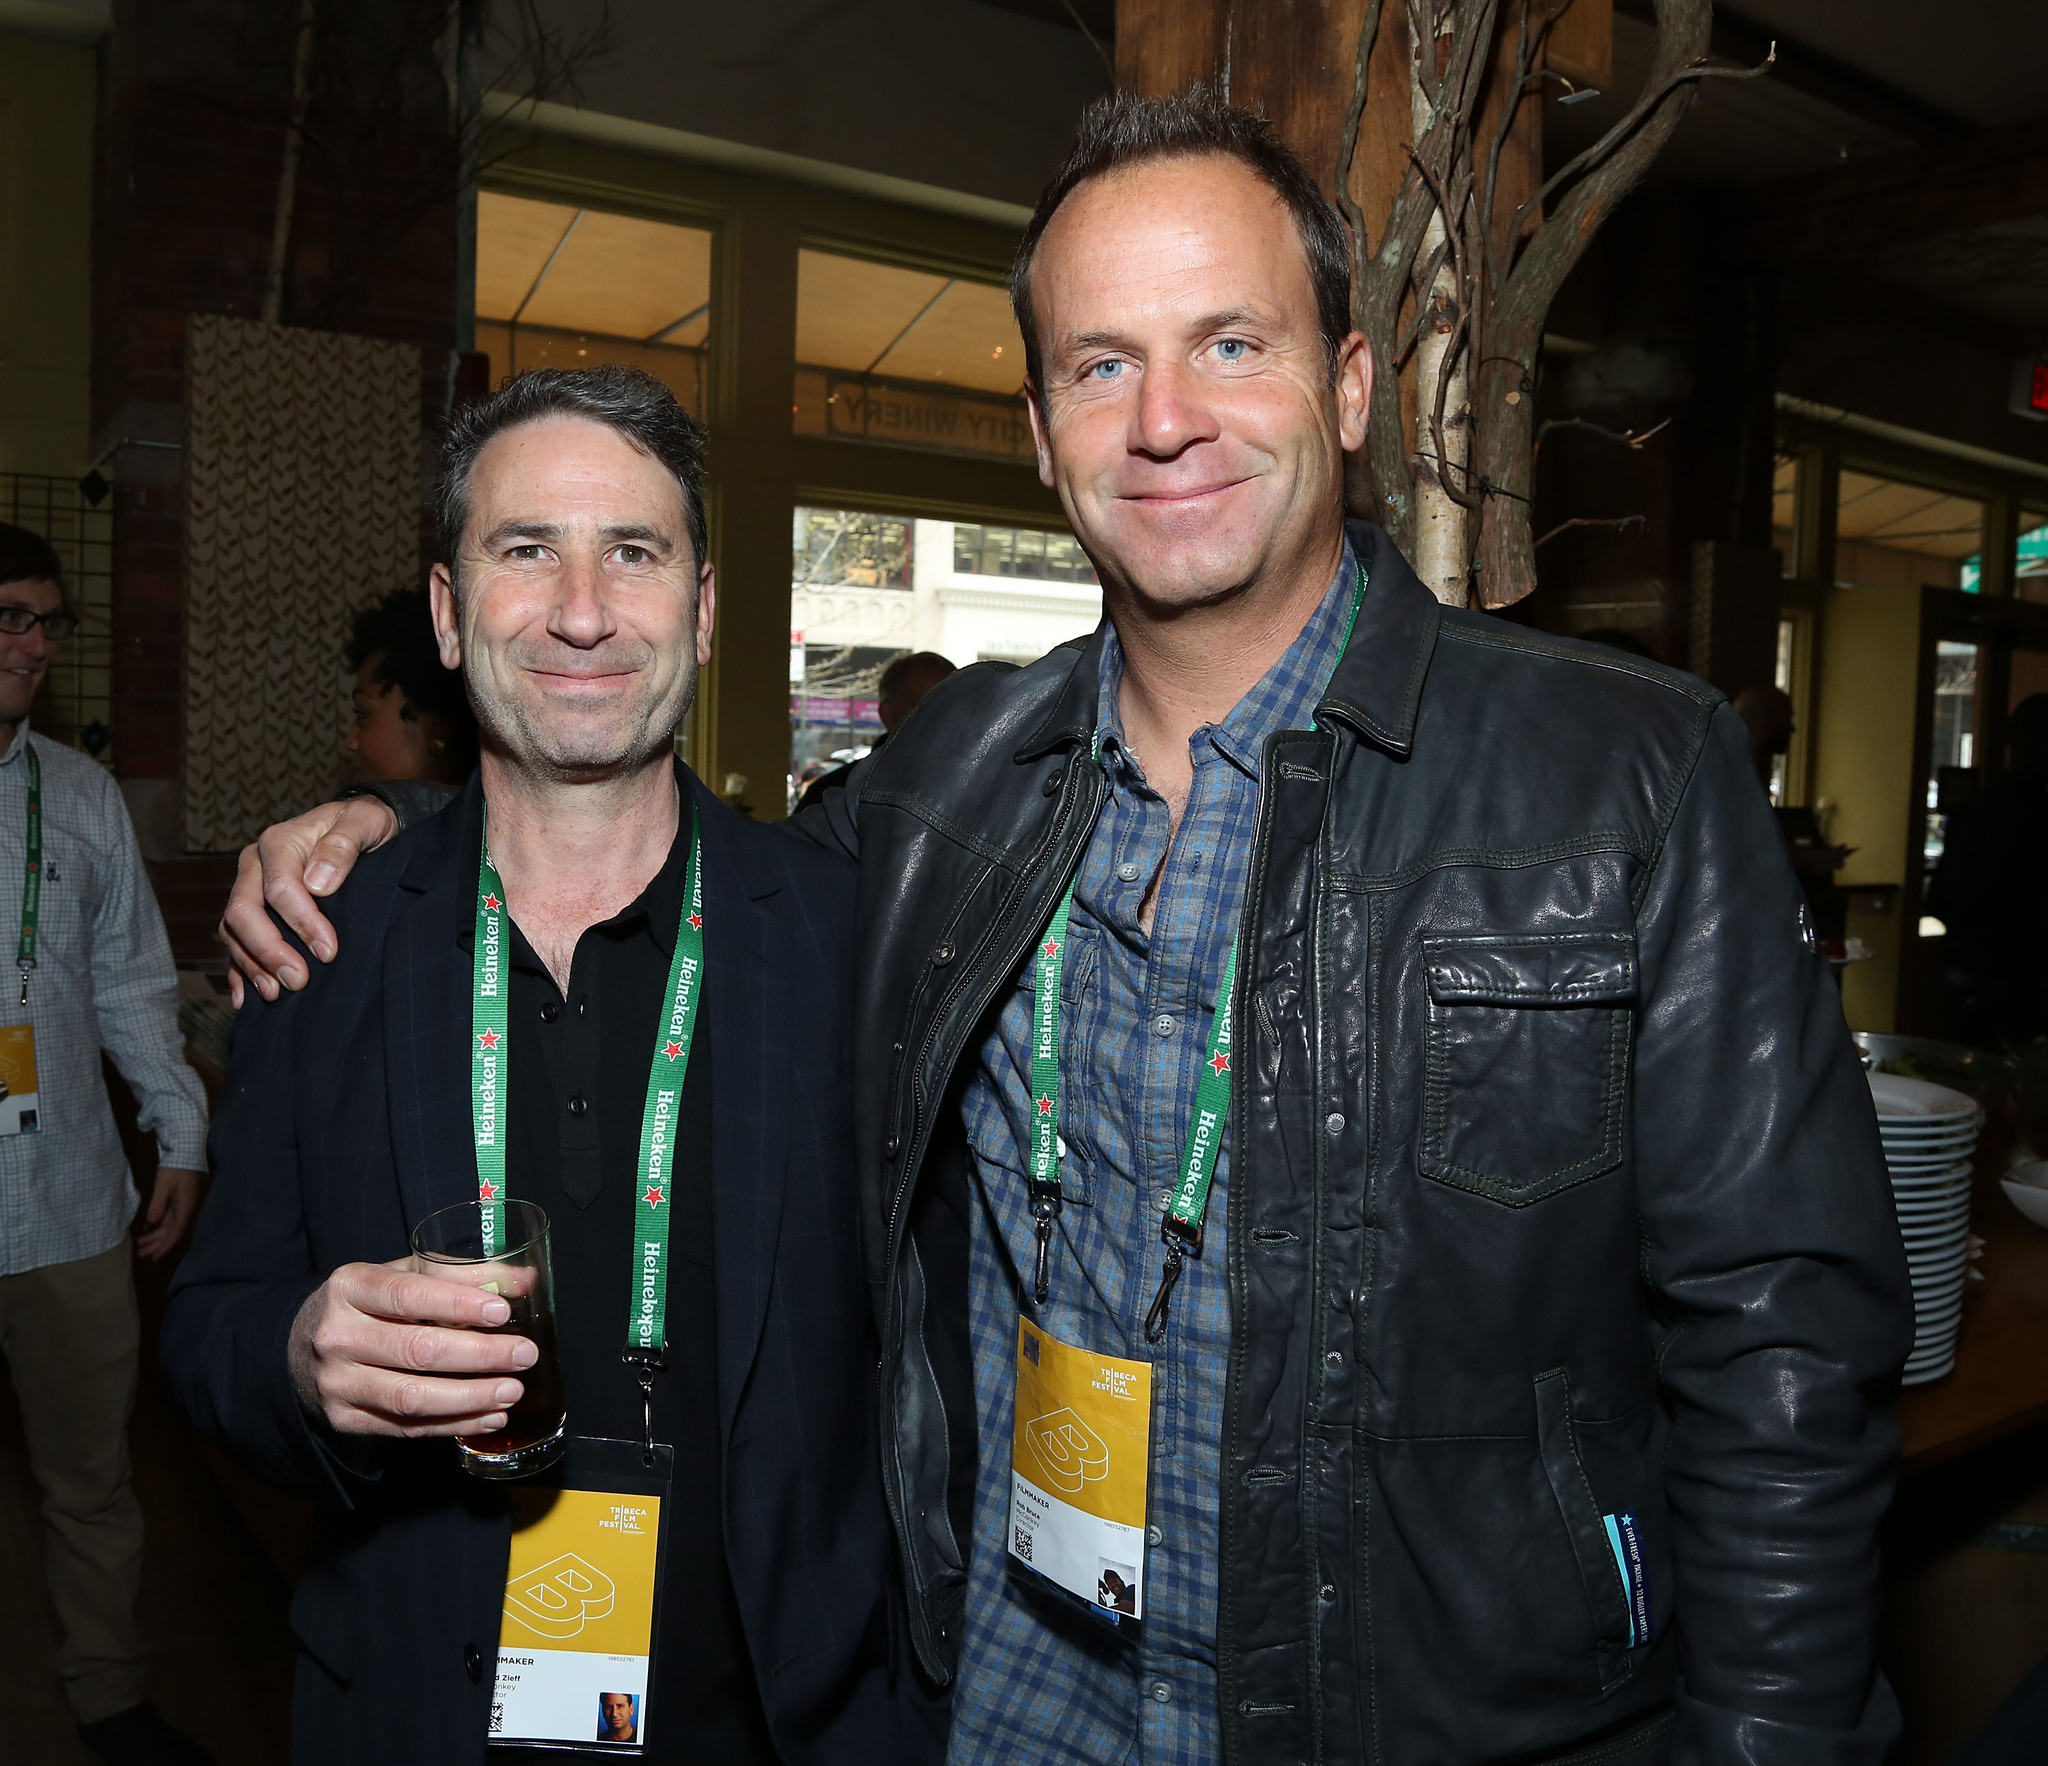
[1116,0,1727,609]
[1408,33,1472,601]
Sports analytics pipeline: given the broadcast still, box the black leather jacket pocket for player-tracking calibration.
[1535,1368,1636,1696]
[1421,933,1635,1205]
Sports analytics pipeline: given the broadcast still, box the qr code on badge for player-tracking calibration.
[489,1702,504,1736]
[1014,1526,1033,1562]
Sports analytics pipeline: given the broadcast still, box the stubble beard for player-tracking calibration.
[472,655,696,784]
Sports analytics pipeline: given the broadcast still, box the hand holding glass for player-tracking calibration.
[410,1199,568,1479]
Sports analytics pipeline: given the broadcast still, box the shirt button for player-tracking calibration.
[567,1094,588,1117]
[1147,1524,1163,1547]
[1326,1112,1346,1136]
[1155,1189,1175,1215]
[1117,861,1141,882]
[538,1002,559,1023]
[1150,1681,1172,1704]
[1152,1013,1177,1038]
[1326,1349,1344,1366]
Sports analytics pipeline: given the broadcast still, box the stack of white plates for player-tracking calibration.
[1869,1071,1982,1386]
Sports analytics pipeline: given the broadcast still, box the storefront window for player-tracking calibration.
[2017,509,2048,604]
[789,504,1102,803]
[1771,451,1798,577]
[475,192,713,413]
[1834,470,1984,593]
[792,251,1031,463]
[1924,640,1980,879]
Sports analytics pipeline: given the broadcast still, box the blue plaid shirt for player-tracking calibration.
[953,554,1360,1764]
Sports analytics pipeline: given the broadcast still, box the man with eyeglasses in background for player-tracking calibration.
[0,522,213,1766]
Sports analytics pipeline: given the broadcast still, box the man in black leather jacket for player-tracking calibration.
[224,90,1912,1766]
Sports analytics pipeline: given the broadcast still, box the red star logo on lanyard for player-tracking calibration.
[1041,937,1060,959]
[1209,1051,1231,1076]
[1036,1095,1055,1117]
[644,1185,666,1209]
[477,1028,501,1051]
[663,1040,684,1060]
[477,1179,500,1201]
[481,892,501,912]
[687,912,703,931]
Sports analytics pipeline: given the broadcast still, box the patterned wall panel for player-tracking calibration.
[184,314,421,851]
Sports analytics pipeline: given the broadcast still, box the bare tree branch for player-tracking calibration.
[1057,0,1115,80]
[1335,0,1389,256]
[1509,31,1772,249]
[1532,414,1674,462]
[1535,513,1648,547]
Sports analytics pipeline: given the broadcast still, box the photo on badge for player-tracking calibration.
[596,1691,639,1743]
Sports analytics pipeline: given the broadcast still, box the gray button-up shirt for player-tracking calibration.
[0,726,208,1275]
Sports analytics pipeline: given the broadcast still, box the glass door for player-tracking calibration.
[1906,590,2048,1042]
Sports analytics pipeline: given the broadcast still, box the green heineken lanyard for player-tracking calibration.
[471,805,707,1415]
[17,743,38,1006]
[1029,570,1363,1342]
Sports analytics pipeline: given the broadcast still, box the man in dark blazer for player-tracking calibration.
[164,367,936,1765]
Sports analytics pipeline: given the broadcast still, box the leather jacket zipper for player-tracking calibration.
[877,746,1105,1675]
[880,750,1104,1278]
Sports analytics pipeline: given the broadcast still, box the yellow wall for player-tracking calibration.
[1811,578,1922,1030]
[0,30,94,475]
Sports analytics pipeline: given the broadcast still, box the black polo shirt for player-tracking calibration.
[467,787,775,1763]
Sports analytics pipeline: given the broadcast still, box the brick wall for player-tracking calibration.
[92,0,456,956]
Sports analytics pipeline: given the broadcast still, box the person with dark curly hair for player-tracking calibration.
[343,588,477,786]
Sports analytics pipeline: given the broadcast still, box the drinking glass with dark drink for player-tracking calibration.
[410,1199,568,1479]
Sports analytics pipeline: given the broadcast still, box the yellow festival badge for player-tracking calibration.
[1008,1316,1152,1621]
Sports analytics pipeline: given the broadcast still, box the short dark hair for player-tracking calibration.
[1010,83,1353,395]
[878,650,956,705]
[436,365,708,574]
[346,586,480,770]
[0,522,66,595]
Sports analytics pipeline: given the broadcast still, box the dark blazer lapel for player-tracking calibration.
[692,777,788,1443]
[383,788,483,1234]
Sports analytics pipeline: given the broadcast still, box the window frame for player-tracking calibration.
[474,136,1067,810]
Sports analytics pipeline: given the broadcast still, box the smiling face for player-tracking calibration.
[0,577,64,727]
[1024,154,1369,618]
[428,415,713,784]
[599,1694,633,1738]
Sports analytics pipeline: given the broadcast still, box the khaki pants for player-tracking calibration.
[0,1240,149,1723]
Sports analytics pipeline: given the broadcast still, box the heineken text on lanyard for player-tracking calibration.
[471,811,707,1371]
[1029,570,1363,1341]
[18,744,39,1006]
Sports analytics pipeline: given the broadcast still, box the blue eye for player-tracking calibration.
[1087,359,1124,381]
[1216,338,1248,362]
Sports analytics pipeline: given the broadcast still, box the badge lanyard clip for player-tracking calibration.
[1143,1219,1204,1344]
[1029,1183,1061,1306]
[621,1347,667,1463]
